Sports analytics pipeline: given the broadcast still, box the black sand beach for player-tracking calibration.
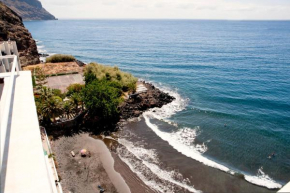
[117,117,276,193]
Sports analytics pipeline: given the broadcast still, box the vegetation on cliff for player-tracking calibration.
[46,54,75,63]
[33,59,174,135]
[85,63,138,92]
[34,63,137,132]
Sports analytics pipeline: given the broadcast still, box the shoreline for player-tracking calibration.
[34,52,283,192]
[51,133,156,193]
[49,81,176,193]
[51,133,133,193]
[117,116,277,193]
[49,79,280,193]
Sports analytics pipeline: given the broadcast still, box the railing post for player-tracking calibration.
[1,43,10,72]
[15,56,20,75]
[12,42,21,71]
[0,55,18,174]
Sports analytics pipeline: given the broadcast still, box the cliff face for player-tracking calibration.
[0,2,40,66]
[0,0,56,20]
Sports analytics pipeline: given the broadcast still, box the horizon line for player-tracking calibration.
[29,18,290,22]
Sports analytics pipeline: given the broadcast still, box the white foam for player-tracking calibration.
[144,112,283,189]
[140,83,283,190]
[147,83,188,121]
[36,43,47,53]
[144,112,230,172]
[118,138,202,193]
[245,167,282,189]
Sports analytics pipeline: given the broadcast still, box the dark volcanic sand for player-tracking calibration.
[117,117,276,193]
[51,134,130,193]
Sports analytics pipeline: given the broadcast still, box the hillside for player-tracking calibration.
[0,2,40,66]
[0,0,56,20]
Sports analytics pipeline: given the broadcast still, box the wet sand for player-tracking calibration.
[49,120,277,193]
[51,133,130,193]
[112,153,156,193]
[118,117,276,193]
[96,135,156,193]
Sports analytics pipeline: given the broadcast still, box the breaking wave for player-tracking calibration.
[141,83,282,190]
[118,138,202,193]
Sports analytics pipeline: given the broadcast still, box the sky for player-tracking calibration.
[40,0,290,20]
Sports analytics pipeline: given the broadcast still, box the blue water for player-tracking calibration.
[24,20,290,186]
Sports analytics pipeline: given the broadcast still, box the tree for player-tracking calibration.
[82,80,121,119]
[70,93,83,113]
[84,71,97,85]
[41,96,63,122]
[63,100,74,119]
[66,84,85,97]
[39,87,53,101]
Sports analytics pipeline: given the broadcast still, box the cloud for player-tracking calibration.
[39,0,290,20]
[177,3,195,10]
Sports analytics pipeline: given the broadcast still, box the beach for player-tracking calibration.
[51,133,156,193]
[48,80,280,193]
[51,118,276,193]
[25,20,290,192]
[51,133,128,193]
[117,117,276,193]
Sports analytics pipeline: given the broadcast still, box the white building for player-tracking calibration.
[0,41,62,193]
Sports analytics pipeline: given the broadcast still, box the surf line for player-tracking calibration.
[143,112,282,189]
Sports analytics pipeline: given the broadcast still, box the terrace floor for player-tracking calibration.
[1,71,53,193]
[46,74,84,92]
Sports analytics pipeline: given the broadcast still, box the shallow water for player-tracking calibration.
[24,20,290,190]
[118,117,274,193]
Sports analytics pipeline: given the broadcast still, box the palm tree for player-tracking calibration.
[70,93,83,113]
[41,96,63,122]
[39,87,53,101]
[63,100,74,119]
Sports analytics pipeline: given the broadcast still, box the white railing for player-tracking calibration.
[41,127,63,193]
[0,41,21,71]
[0,55,20,170]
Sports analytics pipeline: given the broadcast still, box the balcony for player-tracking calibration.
[0,42,62,193]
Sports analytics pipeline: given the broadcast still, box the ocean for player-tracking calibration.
[24,20,290,192]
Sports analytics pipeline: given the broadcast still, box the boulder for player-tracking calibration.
[119,82,175,120]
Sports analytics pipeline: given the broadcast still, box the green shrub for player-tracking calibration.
[52,89,65,99]
[84,71,96,84]
[84,63,137,92]
[66,83,85,96]
[46,54,75,63]
[82,80,122,119]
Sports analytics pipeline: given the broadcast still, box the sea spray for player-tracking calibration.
[244,167,282,189]
[118,138,202,193]
[142,84,283,189]
[144,112,230,173]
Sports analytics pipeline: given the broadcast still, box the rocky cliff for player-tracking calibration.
[119,82,175,120]
[0,2,40,66]
[0,0,56,20]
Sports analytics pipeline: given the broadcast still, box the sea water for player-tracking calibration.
[24,20,290,190]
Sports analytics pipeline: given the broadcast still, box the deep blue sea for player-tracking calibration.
[24,20,290,189]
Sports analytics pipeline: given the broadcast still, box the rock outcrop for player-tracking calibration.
[119,82,175,120]
[0,0,56,20]
[0,2,40,66]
